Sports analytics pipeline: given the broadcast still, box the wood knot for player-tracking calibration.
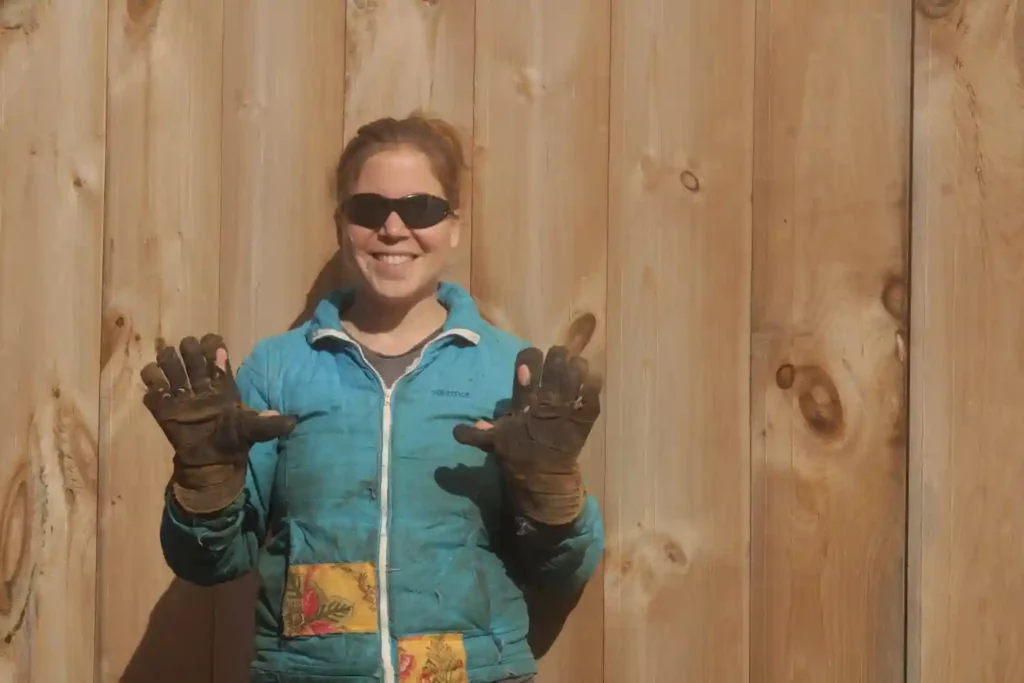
[513,68,543,102]
[663,539,687,565]
[679,170,700,192]
[101,311,132,371]
[915,0,958,19]
[126,0,162,23]
[775,364,795,390]
[0,0,42,32]
[0,462,31,618]
[605,529,691,614]
[881,274,907,322]
[776,363,845,439]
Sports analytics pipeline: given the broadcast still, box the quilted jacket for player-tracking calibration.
[159,281,605,683]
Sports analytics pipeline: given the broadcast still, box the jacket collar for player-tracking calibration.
[306,281,483,347]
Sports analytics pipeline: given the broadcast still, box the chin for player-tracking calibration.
[366,280,429,304]
[357,258,438,305]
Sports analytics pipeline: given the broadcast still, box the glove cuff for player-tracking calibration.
[171,463,246,515]
[507,468,586,526]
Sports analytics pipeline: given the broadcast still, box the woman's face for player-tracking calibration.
[341,146,460,306]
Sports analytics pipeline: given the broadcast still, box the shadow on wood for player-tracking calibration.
[119,578,216,683]
[213,574,260,683]
[289,248,348,331]
[523,585,585,659]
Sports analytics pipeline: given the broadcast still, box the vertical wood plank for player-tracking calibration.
[98,2,224,682]
[750,0,912,680]
[343,0,475,289]
[0,1,107,682]
[603,0,754,680]
[908,1,1024,681]
[473,2,610,680]
[215,3,347,680]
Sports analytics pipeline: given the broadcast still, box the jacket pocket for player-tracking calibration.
[281,551,380,637]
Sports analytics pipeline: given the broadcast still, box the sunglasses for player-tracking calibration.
[341,192,452,230]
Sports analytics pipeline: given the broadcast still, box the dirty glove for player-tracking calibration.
[453,346,601,526]
[140,334,296,515]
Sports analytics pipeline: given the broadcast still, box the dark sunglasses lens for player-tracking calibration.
[343,193,450,230]
[344,194,392,228]
[395,195,450,229]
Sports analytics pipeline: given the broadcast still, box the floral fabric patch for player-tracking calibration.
[282,561,378,636]
[397,633,469,683]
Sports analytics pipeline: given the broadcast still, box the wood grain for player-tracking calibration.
[0,1,106,682]
[215,3,348,680]
[98,2,224,682]
[473,2,610,680]
[603,0,754,680]
[343,0,475,289]
[750,0,912,680]
[6,5,1024,681]
[909,1,1024,680]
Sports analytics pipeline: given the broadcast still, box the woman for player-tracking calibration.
[141,113,605,683]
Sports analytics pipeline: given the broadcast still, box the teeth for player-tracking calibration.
[375,254,414,264]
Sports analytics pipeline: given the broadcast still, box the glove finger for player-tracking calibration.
[180,336,211,395]
[511,347,543,412]
[539,345,570,402]
[200,333,226,371]
[576,371,602,420]
[200,333,229,380]
[452,423,497,451]
[140,361,170,392]
[200,333,241,399]
[156,342,191,395]
[563,354,589,399]
[140,362,174,417]
[237,409,297,443]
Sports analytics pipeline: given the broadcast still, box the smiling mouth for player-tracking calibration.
[372,253,417,265]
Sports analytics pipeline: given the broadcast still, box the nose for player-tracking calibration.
[379,210,410,238]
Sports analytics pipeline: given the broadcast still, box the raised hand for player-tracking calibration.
[140,333,296,514]
[453,345,601,526]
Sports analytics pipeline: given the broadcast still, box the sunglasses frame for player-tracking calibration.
[340,192,454,231]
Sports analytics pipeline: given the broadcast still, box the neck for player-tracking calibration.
[341,286,447,354]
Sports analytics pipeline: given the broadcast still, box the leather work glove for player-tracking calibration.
[140,334,296,515]
[453,346,601,526]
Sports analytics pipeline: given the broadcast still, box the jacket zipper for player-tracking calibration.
[377,385,396,683]
[316,328,469,683]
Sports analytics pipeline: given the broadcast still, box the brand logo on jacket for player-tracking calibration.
[432,388,470,399]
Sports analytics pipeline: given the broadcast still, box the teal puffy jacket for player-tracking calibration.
[159,282,605,683]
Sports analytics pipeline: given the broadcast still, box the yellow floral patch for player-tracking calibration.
[397,633,468,683]
[282,562,378,636]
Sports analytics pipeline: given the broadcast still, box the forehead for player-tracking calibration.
[353,146,444,198]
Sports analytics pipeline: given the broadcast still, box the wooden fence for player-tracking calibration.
[1,0,1020,681]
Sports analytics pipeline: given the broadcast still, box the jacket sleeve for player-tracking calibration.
[158,341,280,587]
[508,493,605,596]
